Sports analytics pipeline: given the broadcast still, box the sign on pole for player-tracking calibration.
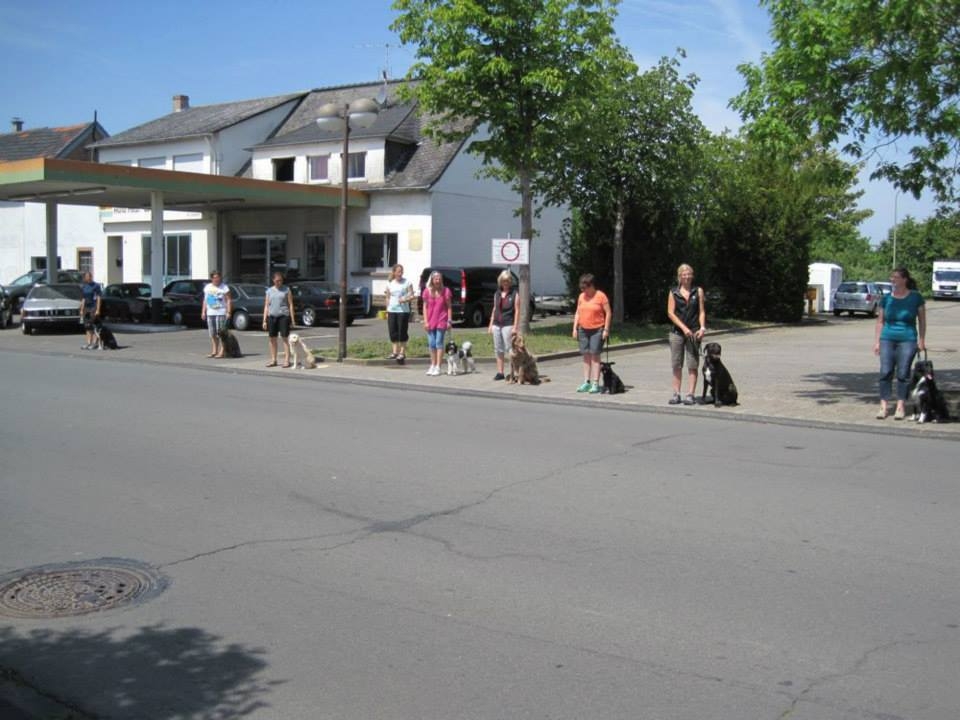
[492,238,529,265]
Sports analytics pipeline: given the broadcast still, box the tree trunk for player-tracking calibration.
[519,168,533,337]
[612,195,625,323]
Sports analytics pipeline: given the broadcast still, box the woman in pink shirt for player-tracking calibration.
[421,271,452,376]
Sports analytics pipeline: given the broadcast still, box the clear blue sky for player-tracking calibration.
[1,0,931,245]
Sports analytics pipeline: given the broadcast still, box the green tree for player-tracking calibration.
[547,52,704,322]
[734,0,960,203]
[875,212,960,292]
[391,0,622,334]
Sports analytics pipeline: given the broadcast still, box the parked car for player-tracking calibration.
[290,281,365,327]
[100,283,153,322]
[20,283,84,334]
[832,281,882,317]
[418,266,534,327]
[228,283,268,331]
[0,285,11,329]
[163,279,265,330]
[4,269,85,314]
[534,293,575,316]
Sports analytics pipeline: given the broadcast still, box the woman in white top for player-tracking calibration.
[262,272,296,367]
[384,264,415,363]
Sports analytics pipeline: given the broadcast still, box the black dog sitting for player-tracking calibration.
[701,341,738,407]
[93,318,119,350]
[600,361,625,394]
[217,327,243,358]
[910,358,949,423]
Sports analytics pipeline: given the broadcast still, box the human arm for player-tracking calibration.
[917,303,926,351]
[572,295,580,338]
[601,294,612,341]
[445,288,452,326]
[873,303,884,355]
[695,287,706,339]
[262,294,270,329]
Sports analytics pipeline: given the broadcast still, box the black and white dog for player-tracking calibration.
[909,356,949,423]
[444,339,476,375]
[701,341,738,407]
[93,318,119,350]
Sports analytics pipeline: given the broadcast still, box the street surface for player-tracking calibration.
[1,327,959,718]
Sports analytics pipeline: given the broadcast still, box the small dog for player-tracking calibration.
[701,341,738,406]
[444,339,476,375]
[909,358,948,423]
[600,360,625,394]
[93,319,118,350]
[217,326,242,358]
[508,334,547,385]
[288,333,317,369]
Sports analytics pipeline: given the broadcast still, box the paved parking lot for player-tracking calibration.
[2,303,958,437]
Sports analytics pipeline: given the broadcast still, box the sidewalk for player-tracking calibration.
[5,303,958,439]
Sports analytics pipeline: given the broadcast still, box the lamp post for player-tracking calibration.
[316,98,379,361]
[892,190,899,270]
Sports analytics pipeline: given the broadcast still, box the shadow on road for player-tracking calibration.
[0,623,281,717]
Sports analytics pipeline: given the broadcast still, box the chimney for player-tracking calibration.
[11,117,23,132]
[172,95,190,112]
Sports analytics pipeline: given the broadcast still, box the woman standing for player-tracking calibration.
[262,272,296,368]
[666,263,706,405]
[488,270,519,380]
[571,273,612,393]
[384,264,415,363]
[421,271,452,376]
[874,267,926,420]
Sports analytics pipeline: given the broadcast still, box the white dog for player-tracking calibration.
[288,333,317,369]
[444,339,476,375]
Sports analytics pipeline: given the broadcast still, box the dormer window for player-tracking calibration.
[309,155,329,181]
[273,157,294,182]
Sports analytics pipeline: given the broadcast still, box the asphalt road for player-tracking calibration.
[1,353,958,719]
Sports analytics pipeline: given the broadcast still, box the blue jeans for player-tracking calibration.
[426,328,446,350]
[878,339,917,401]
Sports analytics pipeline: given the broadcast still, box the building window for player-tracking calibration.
[142,234,191,281]
[273,157,295,182]
[77,249,93,274]
[305,233,328,279]
[360,233,397,269]
[347,152,366,179]
[308,155,329,181]
[31,256,62,271]
[173,153,204,172]
[138,156,166,169]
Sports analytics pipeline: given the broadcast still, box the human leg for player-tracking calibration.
[894,340,917,417]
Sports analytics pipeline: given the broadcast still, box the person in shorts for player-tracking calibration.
[201,270,232,358]
[79,271,102,350]
[263,272,296,367]
[571,273,611,394]
[666,263,706,405]
[488,270,519,380]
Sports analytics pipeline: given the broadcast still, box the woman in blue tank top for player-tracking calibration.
[873,267,926,420]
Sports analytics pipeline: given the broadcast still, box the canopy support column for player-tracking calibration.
[150,191,165,323]
[44,202,58,283]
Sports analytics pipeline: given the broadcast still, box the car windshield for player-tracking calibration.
[10,272,41,287]
[296,282,337,294]
[135,285,152,298]
[237,284,266,298]
[28,285,82,300]
[935,270,960,281]
[837,283,860,292]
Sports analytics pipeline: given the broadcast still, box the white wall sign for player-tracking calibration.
[492,238,529,265]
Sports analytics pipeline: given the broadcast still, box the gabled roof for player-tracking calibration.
[256,80,471,191]
[0,122,108,162]
[92,93,306,148]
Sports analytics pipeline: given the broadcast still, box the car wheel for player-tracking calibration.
[172,309,185,326]
[466,303,485,328]
[232,310,250,331]
[346,317,355,326]
[868,304,877,318]
[301,307,316,327]
[21,322,31,335]
[833,309,841,316]
[847,310,854,316]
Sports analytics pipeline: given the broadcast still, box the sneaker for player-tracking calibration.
[429,366,441,376]
[387,352,398,360]
[682,394,696,405]
[588,382,602,394]
[493,372,505,381]
[668,393,681,405]
[426,365,435,376]
[576,381,592,393]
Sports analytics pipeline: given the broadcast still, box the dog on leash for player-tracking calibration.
[600,360,625,394]
[508,334,548,385]
[92,318,118,350]
[217,326,242,358]
[288,333,317,369]
[444,339,476,375]
[909,358,949,423]
[701,341,738,406]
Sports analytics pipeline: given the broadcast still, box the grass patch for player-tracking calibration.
[346,317,760,359]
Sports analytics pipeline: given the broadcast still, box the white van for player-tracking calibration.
[932,260,960,299]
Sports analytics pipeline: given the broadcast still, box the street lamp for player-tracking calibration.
[316,98,379,361]
[892,190,899,269]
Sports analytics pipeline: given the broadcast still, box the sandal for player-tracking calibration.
[387,352,398,360]
[282,362,292,368]
[875,408,887,420]
[266,361,277,367]
[207,353,216,358]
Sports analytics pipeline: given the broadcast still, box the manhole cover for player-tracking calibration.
[0,558,167,619]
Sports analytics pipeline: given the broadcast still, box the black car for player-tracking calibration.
[100,283,153,322]
[4,269,85,314]
[227,284,268,331]
[0,285,11,329]
[418,266,533,327]
[290,281,365,327]
[163,279,266,330]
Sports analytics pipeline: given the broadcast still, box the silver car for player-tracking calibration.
[20,283,84,335]
[832,281,882,317]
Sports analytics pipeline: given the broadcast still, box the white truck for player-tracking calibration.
[932,260,960,299]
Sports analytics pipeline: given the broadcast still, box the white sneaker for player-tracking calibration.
[429,366,440,376]
[426,365,436,376]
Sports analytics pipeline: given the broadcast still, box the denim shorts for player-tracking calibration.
[426,327,446,350]
[578,327,603,355]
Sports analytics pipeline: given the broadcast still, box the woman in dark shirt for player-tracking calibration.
[666,263,706,405]
[488,270,519,380]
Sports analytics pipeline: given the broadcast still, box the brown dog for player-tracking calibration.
[508,334,548,385]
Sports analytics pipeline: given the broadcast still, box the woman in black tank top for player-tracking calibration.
[666,263,706,405]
